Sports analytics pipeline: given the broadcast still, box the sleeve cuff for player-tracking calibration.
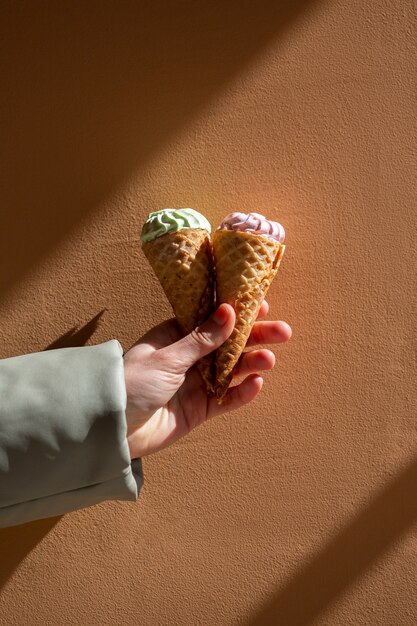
[0,340,143,528]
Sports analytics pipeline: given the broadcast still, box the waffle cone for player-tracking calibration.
[213,229,285,401]
[142,229,215,393]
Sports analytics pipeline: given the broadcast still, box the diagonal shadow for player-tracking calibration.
[45,309,106,350]
[0,515,61,593]
[247,456,417,626]
[0,311,106,591]
[0,0,320,300]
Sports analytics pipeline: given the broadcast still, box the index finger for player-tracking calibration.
[247,320,292,346]
[257,300,269,319]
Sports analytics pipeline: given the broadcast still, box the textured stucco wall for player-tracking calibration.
[0,1,416,624]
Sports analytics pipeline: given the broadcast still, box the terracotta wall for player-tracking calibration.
[1,1,416,624]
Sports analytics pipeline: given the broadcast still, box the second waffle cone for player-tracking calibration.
[213,229,285,402]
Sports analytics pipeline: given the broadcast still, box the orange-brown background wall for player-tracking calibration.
[0,1,416,624]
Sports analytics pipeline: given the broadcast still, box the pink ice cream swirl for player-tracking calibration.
[217,212,285,243]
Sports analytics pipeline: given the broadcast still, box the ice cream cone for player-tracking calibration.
[213,228,285,401]
[142,227,215,393]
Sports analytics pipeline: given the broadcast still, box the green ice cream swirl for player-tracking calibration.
[140,208,211,243]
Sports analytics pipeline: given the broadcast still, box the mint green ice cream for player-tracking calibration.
[140,208,211,244]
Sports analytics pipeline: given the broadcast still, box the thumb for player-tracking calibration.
[158,303,235,374]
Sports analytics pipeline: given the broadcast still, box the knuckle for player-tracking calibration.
[189,328,213,349]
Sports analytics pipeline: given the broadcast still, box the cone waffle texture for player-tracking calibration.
[142,228,215,393]
[213,229,285,401]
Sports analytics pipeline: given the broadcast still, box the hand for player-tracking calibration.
[123,301,291,458]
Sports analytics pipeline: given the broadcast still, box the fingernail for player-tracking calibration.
[213,304,228,325]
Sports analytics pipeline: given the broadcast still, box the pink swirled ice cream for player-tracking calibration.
[217,212,285,243]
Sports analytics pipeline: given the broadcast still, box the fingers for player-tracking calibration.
[257,300,269,319]
[247,320,292,347]
[233,349,275,379]
[158,303,235,374]
[207,374,264,419]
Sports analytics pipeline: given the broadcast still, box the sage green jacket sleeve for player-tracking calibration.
[0,340,143,528]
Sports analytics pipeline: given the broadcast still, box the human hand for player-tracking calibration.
[123,302,291,458]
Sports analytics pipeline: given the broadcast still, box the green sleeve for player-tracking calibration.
[0,340,143,528]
